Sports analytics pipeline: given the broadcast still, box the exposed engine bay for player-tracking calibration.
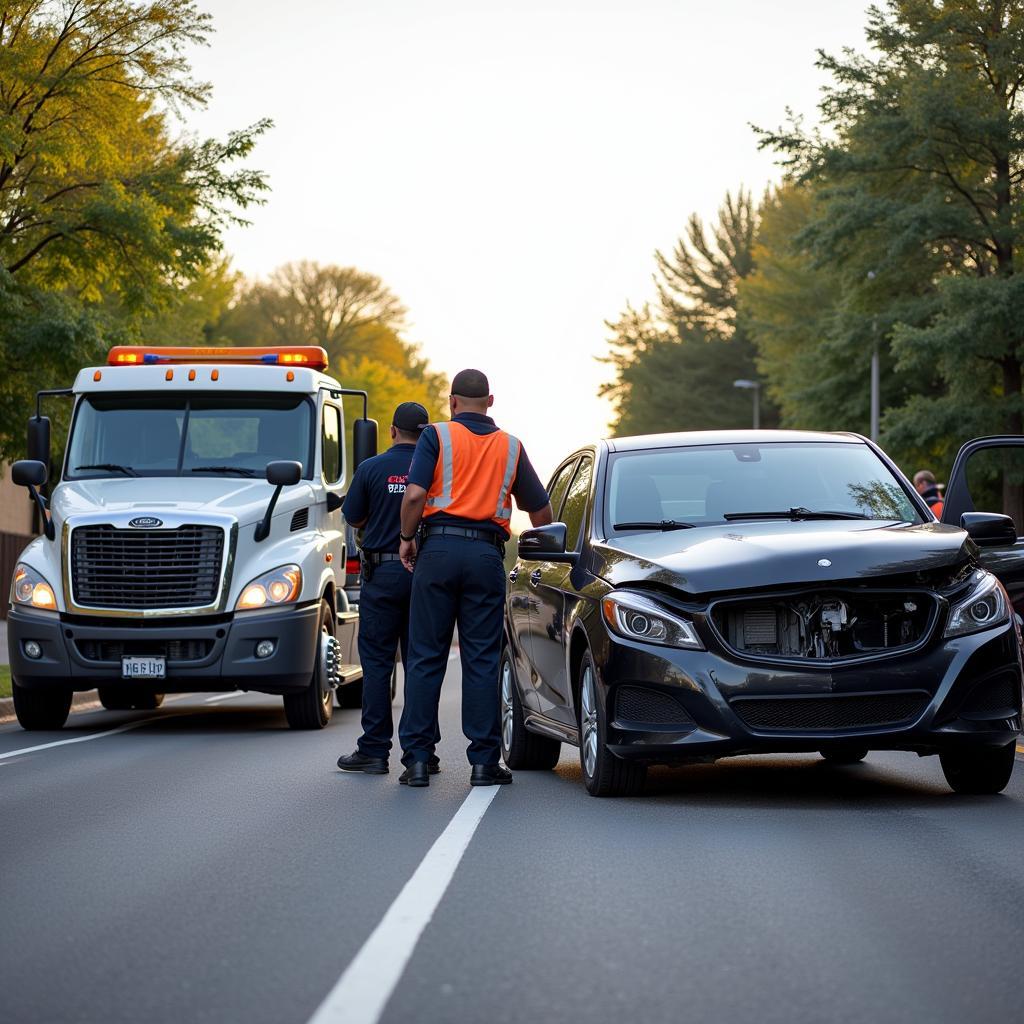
[714,592,935,661]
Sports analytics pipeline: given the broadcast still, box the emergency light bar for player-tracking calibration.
[107,346,329,372]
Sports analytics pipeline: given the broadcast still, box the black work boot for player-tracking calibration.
[336,751,388,775]
[399,756,441,783]
[470,764,513,786]
[400,762,431,787]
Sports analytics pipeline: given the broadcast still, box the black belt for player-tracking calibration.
[362,551,403,566]
[422,524,505,548]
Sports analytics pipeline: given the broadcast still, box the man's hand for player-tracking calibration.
[399,536,418,572]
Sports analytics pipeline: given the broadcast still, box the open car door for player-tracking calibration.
[942,435,1024,613]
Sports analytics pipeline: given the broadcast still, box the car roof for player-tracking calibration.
[604,429,865,452]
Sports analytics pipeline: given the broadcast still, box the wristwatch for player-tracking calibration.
[400,531,417,542]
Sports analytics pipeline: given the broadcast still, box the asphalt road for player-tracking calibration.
[1,652,1023,1024]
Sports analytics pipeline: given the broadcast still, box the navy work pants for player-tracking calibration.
[399,534,507,766]
[356,561,412,760]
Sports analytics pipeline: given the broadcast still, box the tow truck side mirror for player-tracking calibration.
[255,460,303,542]
[12,460,55,541]
[353,418,378,470]
[961,511,1017,547]
[27,415,51,470]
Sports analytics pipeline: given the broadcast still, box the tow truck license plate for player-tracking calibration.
[121,657,166,680]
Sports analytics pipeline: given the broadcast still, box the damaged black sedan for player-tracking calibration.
[502,431,1023,796]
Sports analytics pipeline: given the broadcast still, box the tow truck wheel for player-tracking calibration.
[12,680,73,731]
[940,740,1016,795]
[98,688,165,711]
[283,600,335,730]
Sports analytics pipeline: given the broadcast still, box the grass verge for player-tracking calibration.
[0,664,11,699]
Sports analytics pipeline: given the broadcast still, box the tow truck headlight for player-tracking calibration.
[11,563,57,611]
[236,565,302,611]
[601,591,703,650]
[944,570,1010,638]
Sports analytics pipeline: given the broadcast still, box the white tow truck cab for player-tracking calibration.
[6,345,378,731]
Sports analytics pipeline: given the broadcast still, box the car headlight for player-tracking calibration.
[944,570,1010,638]
[236,565,302,611]
[601,590,703,649]
[11,563,57,611]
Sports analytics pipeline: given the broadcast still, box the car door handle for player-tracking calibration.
[529,569,542,587]
[508,566,519,583]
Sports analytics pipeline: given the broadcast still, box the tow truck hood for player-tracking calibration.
[591,520,974,596]
[51,477,316,529]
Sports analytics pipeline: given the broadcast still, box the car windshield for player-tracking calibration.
[606,442,921,531]
[66,393,313,479]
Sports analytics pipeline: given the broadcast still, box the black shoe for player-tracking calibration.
[470,763,513,786]
[400,762,431,787]
[336,751,388,775]
[399,756,441,783]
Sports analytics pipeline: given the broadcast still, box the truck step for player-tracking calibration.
[337,663,363,684]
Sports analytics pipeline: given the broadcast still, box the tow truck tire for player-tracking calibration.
[940,740,1016,795]
[12,680,73,730]
[98,688,165,711]
[284,600,335,730]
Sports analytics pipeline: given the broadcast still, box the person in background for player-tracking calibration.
[396,368,553,788]
[913,469,945,519]
[336,402,439,776]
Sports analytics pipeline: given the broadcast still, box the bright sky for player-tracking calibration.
[188,0,870,491]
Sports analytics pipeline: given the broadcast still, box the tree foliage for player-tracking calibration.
[0,1,269,460]
[602,190,774,435]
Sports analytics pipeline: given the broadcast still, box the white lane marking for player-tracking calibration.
[306,785,500,1024]
[0,717,161,762]
[447,649,460,661]
[204,691,249,704]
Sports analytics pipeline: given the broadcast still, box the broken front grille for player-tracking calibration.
[71,525,225,610]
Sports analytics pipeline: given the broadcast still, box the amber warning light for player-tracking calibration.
[107,346,329,372]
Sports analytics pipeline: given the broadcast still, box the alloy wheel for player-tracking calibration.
[501,659,514,752]
[580,664,599,778]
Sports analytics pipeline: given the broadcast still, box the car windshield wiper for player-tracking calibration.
[74,463,138,477]
[723,507,874,521]
[188,466,257,477]
[613,520,696,531]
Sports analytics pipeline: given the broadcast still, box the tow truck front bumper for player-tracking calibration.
[6,603,321,694]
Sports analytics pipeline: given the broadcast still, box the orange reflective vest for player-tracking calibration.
[423,421,521,530]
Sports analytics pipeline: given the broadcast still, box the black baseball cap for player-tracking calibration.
[450,368,490,398]
[393,401,429,433]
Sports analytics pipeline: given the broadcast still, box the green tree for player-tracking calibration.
[602,190,774,434]
[758,0,1024,520]
[0,1,269,460]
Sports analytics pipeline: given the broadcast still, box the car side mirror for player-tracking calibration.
[518,523,576,563]
[961,512,1017,547]
[256,460,303,542]
[12,460,54,540]
[27,416,50,469]
[353,418,378,470]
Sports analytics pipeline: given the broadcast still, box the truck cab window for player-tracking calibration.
[322,405,343,485]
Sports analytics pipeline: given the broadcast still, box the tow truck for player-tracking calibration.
[6,345,377,731]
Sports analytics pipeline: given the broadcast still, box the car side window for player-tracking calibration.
[546,459,577,519]
[561,457,593,550]
[322,405,343,485]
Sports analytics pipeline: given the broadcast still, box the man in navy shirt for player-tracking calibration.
[396,369,552,787]
[337,402,439,775]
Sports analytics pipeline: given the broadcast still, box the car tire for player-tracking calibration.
[284,600,335,729]
[500,647,560,770]
[577,650,645,797]
[820,746,868,764]
[98,688,165,711]
[939,741,1016,795]
[13,680,73,731]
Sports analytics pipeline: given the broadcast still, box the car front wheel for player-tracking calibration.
[500,648,560,770]
[940,741,1016,794]
[577,650,645,797]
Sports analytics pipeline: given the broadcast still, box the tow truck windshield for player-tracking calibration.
[66,393,314,479]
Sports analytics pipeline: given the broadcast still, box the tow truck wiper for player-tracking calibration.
[613,520,696,531]
[723,507,873,521]
[74,463,138,477]
[188,466,257,477]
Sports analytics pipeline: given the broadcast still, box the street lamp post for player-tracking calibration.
[733,379,760,429]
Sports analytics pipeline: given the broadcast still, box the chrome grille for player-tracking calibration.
[71,525,224,610]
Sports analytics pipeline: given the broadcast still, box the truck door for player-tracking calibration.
[942,435,1024,612]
